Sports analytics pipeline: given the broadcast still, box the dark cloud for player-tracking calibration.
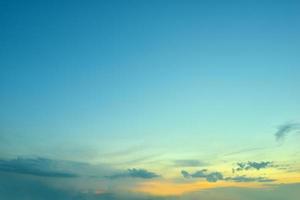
[127,168,160,179]
[225,176,276,183]
[235,161,273,171]
[107,168,160,179]
[174,160,208,167]
[0,157,78,178]
[275,122,300,141]
[181,169,223,182]
[181,169,275,183]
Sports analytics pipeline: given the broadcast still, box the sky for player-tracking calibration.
[0,0,300,199]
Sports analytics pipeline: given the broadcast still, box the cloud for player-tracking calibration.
[181,169,223,182]
[225,176,276,183]
[0,157,78,178]
[107,168,160,179]
[234,161,273,172]
[275,122,300,141]
[174,160,208,167]
[181,169,275,183]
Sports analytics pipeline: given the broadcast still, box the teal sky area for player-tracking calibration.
[0,1,300,199]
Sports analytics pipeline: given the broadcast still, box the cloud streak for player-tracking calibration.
[225,176,276,183]
[275,122,300,141]
[107,168,160,179]
[174,160,208,167]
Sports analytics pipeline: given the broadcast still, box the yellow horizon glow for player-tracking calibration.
[131,168,300,196]
[133,180,269,196]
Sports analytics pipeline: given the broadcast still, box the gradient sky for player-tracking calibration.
[1,1,300,199]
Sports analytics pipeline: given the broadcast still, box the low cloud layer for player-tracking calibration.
[0,157,118,180]
[107,168,160,179]
[0,157,294,200]
[0,157,78,178]
[0,157,160,180]
[0,170,295,200]
[275,122,300,141]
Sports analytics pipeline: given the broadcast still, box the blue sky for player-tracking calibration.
[1,0,300,199]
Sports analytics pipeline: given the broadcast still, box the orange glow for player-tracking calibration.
[134,180,267,196]
[278,176,300,184]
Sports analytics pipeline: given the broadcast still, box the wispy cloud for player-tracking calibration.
[224,147,267,157]
[275,122,300,141]
[174,160,208,167]
[107,168,160,179]
[225,176,276,183]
